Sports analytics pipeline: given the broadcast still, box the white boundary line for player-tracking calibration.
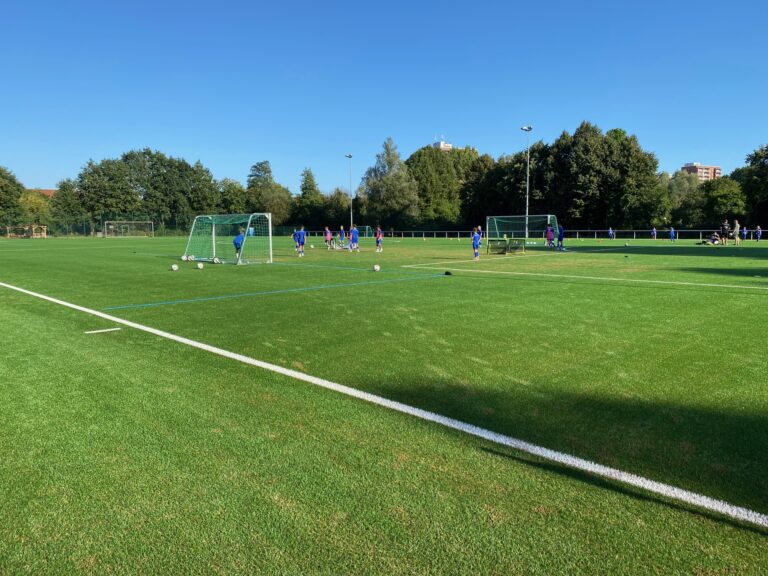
[413,267,768,292]
[1,279,766,529]
[84,327,122,334]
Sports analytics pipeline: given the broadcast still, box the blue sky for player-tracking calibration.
[2,0,766,193]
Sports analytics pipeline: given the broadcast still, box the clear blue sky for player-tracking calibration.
[2,0,766,194]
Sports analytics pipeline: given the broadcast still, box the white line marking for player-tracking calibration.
[1,279,766,528]
[419,267,768,291]
[84,327,122,334]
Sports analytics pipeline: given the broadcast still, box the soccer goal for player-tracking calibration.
[103,220,155,237]
[486,214,558,251]
[356,225,373,238]
[183,213,272,264]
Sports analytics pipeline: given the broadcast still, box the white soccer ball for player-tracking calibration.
[310,244,314,249]
[373,264,381,272]
[213,257,221,264]
[196,262,204,270]
[181,255,188,261]
[171,264,179,271]
[624,242,629,247]
[188,255,195,261]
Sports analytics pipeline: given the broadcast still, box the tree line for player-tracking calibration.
[1,122,766,233]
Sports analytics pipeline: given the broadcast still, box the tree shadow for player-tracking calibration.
[365,376,768,519]
[479,447,767,535]
[670,267,768,279]
[561,244,768,260]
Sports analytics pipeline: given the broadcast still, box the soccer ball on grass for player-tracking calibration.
[171,264,179,271]
[196,262,204,270]
[373,264,381,272]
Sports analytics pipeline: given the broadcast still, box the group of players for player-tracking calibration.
[291,225,385,257]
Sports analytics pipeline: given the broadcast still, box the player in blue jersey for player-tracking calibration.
[375,225,383,253]
[669,226,676,242]
[292,229,299,252]
[350,225,360,252]
[557,223,565,251]
[233,230,244,260]
[756,226,762,242]
[472,227,481,260]
[651,227,657,240]
[296,226,306,257]
[338,226,346,249]
[608,227,615,240]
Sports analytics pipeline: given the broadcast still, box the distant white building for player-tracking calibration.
[432,138,453,152]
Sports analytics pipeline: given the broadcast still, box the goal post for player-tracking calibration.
[103,220,155,237]
[183,213,272,264]
[485,214,558,253]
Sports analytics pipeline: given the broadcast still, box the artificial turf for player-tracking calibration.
[0,235,766,574]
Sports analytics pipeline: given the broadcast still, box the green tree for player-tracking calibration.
[77,159,141,232]
[324,187,351,226]
[245,160,293,224]
[0,166,24,225]
[294,168,324,228]
[19,190,52,224]
[363,138,420,228]
[405,145,479,227]
[703,177,746,226]
[219,179,247,213]
[731,144,768,225]
[667,170,703,227]
[50,179,87,234]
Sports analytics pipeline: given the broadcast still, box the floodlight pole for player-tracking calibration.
[345,154,353,230]
[521,126,533,239]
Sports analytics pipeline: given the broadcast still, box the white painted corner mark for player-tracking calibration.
[84,327,122,334]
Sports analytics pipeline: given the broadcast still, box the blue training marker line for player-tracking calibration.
[103,273,445,311]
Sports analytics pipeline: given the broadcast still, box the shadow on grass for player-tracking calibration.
[367,377,768,520]
[480,447,768,535]
[670,267,768,279]
[563,244,768,260]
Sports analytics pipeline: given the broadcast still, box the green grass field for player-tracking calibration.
[1,234,767,574]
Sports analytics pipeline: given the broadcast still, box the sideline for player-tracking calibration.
[1,279,766,529]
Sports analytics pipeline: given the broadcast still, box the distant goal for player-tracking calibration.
[104,220,155,237]
[485,214,558,254]
[183,213,272,264]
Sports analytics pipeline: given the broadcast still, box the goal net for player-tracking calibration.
[356,225,373,238]
[486,215,558,240]
[104,220,155,237]
[183,213,272,264]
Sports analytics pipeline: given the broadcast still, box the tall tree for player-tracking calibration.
[703,177,746,226]
[19,190,52,224]
[0,166,24,225]
[668,170,703,227]
[363,138,420,228]
[50,179,87,234]
[324,187,351,226]
[405,145,479,227]
[731,144,768,226]
[77,159,141,231]
[219,178,247,213]
[294,168,324,227]
[245,160,293,224]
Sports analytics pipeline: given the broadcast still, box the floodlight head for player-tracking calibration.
[521,126,533,132]
[345,153,353,158]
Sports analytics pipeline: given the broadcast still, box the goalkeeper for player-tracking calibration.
[233,230,244,259]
